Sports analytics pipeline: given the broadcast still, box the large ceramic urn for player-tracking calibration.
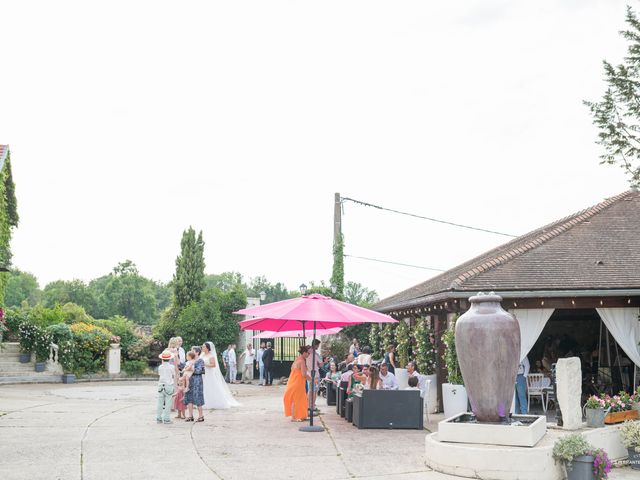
[455,292,520,422]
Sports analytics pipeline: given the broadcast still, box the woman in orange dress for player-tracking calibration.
[283,345,311,422]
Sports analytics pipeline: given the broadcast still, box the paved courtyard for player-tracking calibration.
[0,381,637,480]
[0,381,452,480]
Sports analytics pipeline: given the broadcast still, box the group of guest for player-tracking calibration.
[221,342,275,385]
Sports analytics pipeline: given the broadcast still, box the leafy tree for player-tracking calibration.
[205,272,243,292]
[3,153,18,228]
[173,227,206,309]
[5,269,41,307]
[100,261,158,325]
[585,6,640,188]
[43,279,98,312]
[245,276,295,304]
[343,281,378,308]
[155,286,246,351]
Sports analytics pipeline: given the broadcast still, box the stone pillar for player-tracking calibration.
[107,343,121,375]
[555,357,582,430]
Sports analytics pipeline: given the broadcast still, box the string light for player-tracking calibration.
[540,300,545,306]
[571,300,575,306]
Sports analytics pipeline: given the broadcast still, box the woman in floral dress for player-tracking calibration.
[184,346,205,422]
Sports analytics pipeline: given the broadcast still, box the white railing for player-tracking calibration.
[46,343,63,374]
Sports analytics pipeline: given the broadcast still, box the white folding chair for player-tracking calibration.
[527,373,546,412]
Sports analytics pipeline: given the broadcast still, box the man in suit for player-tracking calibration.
[263,342,274,386]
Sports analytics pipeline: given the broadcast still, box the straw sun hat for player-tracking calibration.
[159,350,173,361]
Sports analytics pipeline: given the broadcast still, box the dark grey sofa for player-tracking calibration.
[352,389,423,429]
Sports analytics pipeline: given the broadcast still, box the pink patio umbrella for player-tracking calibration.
[234,293,396,432]
[252,327,342,339]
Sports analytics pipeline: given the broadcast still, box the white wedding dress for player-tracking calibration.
[201,344,241,409]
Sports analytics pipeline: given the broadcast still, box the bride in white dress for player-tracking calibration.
[201,341,241,409]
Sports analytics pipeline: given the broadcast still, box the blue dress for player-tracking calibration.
[183,358,205,407]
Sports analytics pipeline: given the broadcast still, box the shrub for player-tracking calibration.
[324,335,350,361]
[122,360,147,377]
[413,317,437,375]
[46,323,74,372]
[61,302,92,324]
[381,323,395,350]
[395,320,410,368]
[18,321,39,353]
[28,304,65,328]
[442,316,463,385]
[620,420,640,452]
[368,324,382,359]
[90,316,137,359]
[70,322,112,374]
[4,308,27,338]
[552,433,592,463]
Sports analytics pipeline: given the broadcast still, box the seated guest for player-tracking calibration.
[407,361,426,395]
[364,365,382,390]
[324,361,341,385]
[340,364,354,383]
[347,365,362,398]
[338,353,355,372]
[356,346,373,367]
[405,376,420,390]
[379,363,398,390]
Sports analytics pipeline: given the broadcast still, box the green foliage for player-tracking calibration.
[28,304,65,327]
[61,302,92,324]
[42,279,97,312]
[90,316,138,359]
[5,269,40,307]
[442,316,463,385]
[245,275,295,303]
[122,360,147,377]
[381,323,396,350]
[46,323,74,372]
[369,324,382,359]
[330,233,345,299]
[343,281,378,308]
[3,154,18,228]
[585,6,640,188]
[156,286,245,352]
[325,336,350,360]
[413,317,437,375]
[552,434,592,463]
[341,324,371,350]
[206,272,243,291]
[18,321,39,353]
[395,320,410,368]
[4,307,27,337]
[173,227,206,309]
[70,322,112,374]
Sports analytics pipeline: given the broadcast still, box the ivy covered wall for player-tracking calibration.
[0,149,19,306]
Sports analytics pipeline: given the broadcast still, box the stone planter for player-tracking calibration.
[19,352,31,363]
[604,410,638,424]
[628,447,640,470]
[566,455,595,480]
[107,343,121,375]
[442,383,468,418]
[585,407,606,428]
[61,373,76,384]
[425,373,438,413]
[395,368,409,390]
[34,362,45,372]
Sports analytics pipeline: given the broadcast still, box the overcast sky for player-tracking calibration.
[0,1,633,299]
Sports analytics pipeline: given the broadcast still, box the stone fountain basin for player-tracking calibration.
[438,413,547,447]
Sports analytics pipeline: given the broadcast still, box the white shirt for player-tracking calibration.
[178,347,186,364]
[257,348,265,366]
[243,349,256,365]
[306,349,323,373]
[518,357,530,376]
[380,372,399,390]
[356,354,371,366]
[228,349,237,364]
[158,362,175,385]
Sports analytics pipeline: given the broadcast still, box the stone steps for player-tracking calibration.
[0,342,21,353]
[0,375,62,385]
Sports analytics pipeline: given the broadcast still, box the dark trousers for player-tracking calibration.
[265,364,274,385]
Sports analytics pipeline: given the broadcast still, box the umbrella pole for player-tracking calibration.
[300,321,324,432]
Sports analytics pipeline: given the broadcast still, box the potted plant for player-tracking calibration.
[33,326,52,372]
[585,395,607,428]
[620,420,640,470]
[47,324,76,383]
[552,433,612,480]
[604,392,639,424]
[633,387,640,414]
[110,335,121,349]
[441,316,467,418]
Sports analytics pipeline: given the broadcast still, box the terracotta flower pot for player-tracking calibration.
[456,293,520,422]
[604,410,638,424]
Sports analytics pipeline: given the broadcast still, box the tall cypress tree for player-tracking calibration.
[173,227,206,309]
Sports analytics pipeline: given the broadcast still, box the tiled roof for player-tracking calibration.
[375,190,640,311]
[0,145,8,170]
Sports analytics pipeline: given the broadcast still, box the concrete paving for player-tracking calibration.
[0,382,636,480]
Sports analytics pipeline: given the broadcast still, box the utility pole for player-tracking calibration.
[334,192,342,247]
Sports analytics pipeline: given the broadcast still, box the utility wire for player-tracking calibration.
[341,196,518,238]
[344,254,446,272]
